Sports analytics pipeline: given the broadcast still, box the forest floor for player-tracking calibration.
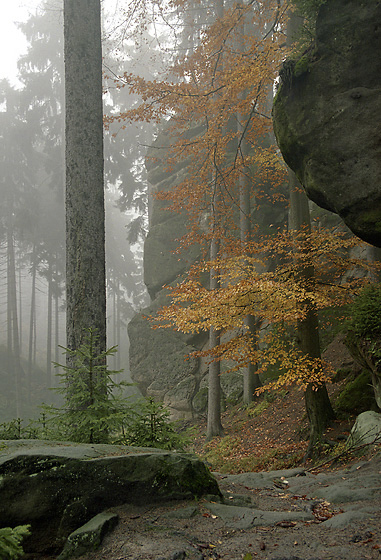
[70,387,380,560]
[189,332,359,473]
[189,381,353,474]
[28,337,381,560]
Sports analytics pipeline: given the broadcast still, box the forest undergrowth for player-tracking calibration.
[189,381,363,474]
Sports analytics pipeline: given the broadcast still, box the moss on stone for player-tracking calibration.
[192,387,208,413]
[356,207,381,234]
[294,54,311,78]
[335,370,377,415]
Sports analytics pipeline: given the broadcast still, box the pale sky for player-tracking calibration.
[0,1,124,86]
[0,1,43,85]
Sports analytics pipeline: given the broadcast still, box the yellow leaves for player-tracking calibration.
[148,224,375,389]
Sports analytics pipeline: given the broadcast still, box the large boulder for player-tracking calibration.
[272,0,381,246]
[0,440,220,554]
[347,411,381,446]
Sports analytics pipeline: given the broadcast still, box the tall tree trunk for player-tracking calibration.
[206,0,225,441]
[55,274,60,380]
[238,118,261,403]
[7,232,13,386]
[288,170,335,457]
[112,283,117,369]
[207,236,224,441]
[18,261,22,355]
[64,0,106,357]
[7,229,22,418]
[116,279,121,370]
[46,260,53,388]
[27,245,37,404]
[64,0,107,443]
[236,4,264,403]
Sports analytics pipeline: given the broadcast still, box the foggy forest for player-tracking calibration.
[1,0,381,558]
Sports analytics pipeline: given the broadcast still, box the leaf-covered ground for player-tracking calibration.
[191,382,355,474]
[190,335,362,474]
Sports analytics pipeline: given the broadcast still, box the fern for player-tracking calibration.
[0,525,31,560]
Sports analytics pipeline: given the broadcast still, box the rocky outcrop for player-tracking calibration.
[128,124,209,420]
[57,512,119,560]
[129,123,288,418]
[0,440,220,554]
[272,0,381,246]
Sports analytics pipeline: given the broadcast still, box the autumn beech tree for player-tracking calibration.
[106,0,283,432]
[64,0,107,426]
[103,0,289,431]
[288,171,335,456]
[106,0,378,449]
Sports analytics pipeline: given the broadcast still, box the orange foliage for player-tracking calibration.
[152,227,379,388]
[104,0,288,250]
[106,0,379,390]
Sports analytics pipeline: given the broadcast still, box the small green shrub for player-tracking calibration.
[0,330,189,450]
[47,328,131,444]
[0,525,31,560]
[115,397,191,451]
[346,284,381,340]
[0,417,42,440]
[247,400,270,418]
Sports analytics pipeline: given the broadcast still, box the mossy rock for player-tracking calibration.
[335,370,377,415]
[0,441,221,554]
[221,372,244,405]
[272,0,381,246]
[192,387,208,414]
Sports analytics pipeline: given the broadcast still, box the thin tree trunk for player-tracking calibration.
[238,117,261,403]
[8,228,22,418]
[55,270,60,382]
[116,280,121,370]
[27,246,37,404]
[7,232,13,384]
[288,170,335,457]
[112,284,117,369]
[46,260,53,388]
[206,0,225,441]
[18,261,22,355]
[207,237,224,441]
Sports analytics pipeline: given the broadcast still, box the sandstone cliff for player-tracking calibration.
[272,0,381,246]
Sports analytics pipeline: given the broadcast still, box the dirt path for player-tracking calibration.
[74,453,380,560]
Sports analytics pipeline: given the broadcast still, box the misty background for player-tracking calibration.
[0,0,185,420]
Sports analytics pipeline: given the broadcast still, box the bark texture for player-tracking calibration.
[64,0,106,356]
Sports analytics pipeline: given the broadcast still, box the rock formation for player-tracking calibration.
[0,440,220,554]
[128,125,250,419]
[272,0,381,246]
